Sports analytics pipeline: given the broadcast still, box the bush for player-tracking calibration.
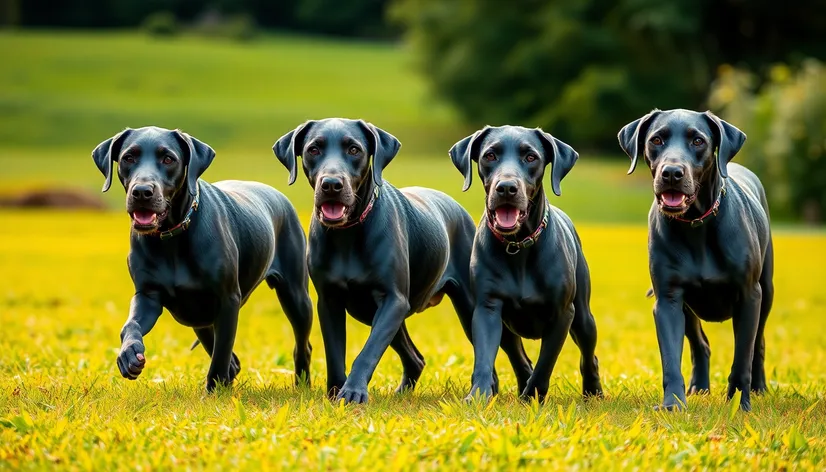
[709,60,826,224]
[141,11,177,38]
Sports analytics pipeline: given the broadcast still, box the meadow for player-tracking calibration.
[1,31,825,470]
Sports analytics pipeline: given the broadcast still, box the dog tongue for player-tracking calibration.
[133,210,156,225]
[320,202,346,220]
[494,206,519,229]
[661,191,686,207]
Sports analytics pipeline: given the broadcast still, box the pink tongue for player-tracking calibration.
[661,192,685,207]
[133,210,156,225]
[494,206,519,228]
[321,202,346,220]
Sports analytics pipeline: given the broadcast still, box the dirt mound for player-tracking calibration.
[0,188,108,210]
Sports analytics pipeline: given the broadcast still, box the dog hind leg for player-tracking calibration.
[390,322,426,393]
[194,326,241,383]
[684,305,711,395]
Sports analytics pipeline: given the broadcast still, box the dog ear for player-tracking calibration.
[617,109,661,175]
[534,129,579,197]
[357,120,401,187]
[273,121,316,186]
[174,130,216,197]
[448,127,491,192]
[91,129,133,193]
[703,111,746,179]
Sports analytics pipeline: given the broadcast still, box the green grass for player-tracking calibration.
[0,30,458,155]
[1,211,825,469]
[0,30,657,224]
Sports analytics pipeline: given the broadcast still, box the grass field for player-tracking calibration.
[1,211,825,469]
[1,31,826,470]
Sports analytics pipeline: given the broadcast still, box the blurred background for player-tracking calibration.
[0,0,825,224]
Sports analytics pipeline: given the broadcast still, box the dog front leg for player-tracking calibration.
[520,303,575,403]
[337,291,410,404]
[654,290,687,410]
[466,298,504,401]
[117,292,163,380]
[728,283,762,412]
[205,296,240,392]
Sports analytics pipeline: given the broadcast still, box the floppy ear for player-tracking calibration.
[174,130,216,196]
[534,129,579,197]
[272,121,316,185]
[357,120,401,187]
[448,127,491,192]
[617,109,661,175]
[91,128,132,193]
[703,111,746,179]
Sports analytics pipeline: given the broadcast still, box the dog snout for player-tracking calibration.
[320,176,345,195]
[130,183,156,201]
[660,165,685,186]
[495,180,519,198]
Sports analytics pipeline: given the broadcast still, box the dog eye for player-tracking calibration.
[162,155,175,165]
[307,146,320,156]
[348,146,360,156]
[525,153,538,163]
[650,137,663,146]
[483,152,496,162]
[121,154,135,164]
[693,137,705,146]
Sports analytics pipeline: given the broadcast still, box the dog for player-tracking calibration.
[450,125,603,402]
[618,109,774,411]
[91,126,313,392]
[273,118,533,404]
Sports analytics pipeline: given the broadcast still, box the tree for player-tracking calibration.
[391,0,826,150]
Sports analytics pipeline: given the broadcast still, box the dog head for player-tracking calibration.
[273,118,400,227]
[91,126,215,234]
[449,125,578,235]
[618,109,746,216]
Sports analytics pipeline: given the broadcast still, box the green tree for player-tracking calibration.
[392,0,826,150]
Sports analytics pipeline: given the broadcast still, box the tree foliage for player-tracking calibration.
[709,61,826,224]
[391,0,826,149]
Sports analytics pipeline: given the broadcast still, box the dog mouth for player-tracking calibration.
[130,208,169,231]
[490,205,526,233]
[657,191,696,215]
[317,202,350,225]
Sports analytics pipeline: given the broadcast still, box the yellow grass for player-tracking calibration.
[1,210,824,470]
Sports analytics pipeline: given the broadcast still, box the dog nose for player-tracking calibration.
[320,176,344,194]
[495,180,519,197]
[661,165,685,185]
[131,183,155,200]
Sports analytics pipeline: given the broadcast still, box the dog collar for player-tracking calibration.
[670,179,726,228]
[157,185,200,240]
[336,185,380,229]
[487,201,550,255]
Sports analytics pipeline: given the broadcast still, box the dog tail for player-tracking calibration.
[646,288,655,299]
[190,339,201,351]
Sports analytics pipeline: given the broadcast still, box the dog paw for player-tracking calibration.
[583,384,604,399]
[116,340,146,380]
[750,381,768,395]
[464,384,494,403]
[653,403,684,412]
[520,383,548,403]
[687,385,710,396]
[336,384,369,404]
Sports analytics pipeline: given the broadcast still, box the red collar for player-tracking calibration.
[670,180,726,227]
[335,185,380,229]
[486,202,550,255]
